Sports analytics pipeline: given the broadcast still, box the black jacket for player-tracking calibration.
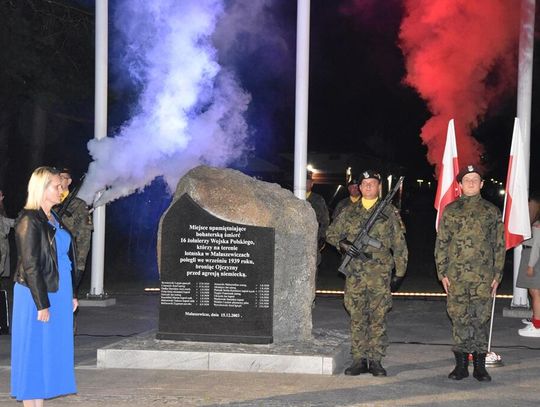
[14,208,80,310]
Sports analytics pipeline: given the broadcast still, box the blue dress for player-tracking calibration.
[11,220,77,400]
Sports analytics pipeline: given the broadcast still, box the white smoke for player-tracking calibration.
[79,0,252,205]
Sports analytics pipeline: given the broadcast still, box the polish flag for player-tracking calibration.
[503,118,531,250]
[434,119,460,230]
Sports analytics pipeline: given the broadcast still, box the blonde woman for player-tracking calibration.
[11,167,80,406]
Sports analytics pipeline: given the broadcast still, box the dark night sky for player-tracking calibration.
[2,0,539,199]
[227,0,540,185]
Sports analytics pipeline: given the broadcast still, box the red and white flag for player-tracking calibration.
[434,119,460,230]
[503,118,531,250]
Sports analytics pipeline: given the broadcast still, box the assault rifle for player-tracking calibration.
[57,174,86,219]
[338,176,404,276]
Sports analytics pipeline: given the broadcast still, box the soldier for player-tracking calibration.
[435,165,505,382]
[306,171,329,263]
[326,170,407,376]
[0,190,15,278]
[57,169,93,279]
[332,177,361,220]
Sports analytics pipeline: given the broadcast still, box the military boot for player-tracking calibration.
[472,352,492,382]
[448,351,469,380]
[368,360,387,377]
[344,358,369,376]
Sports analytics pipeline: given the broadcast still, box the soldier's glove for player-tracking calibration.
[390,275,404,292]
[338,239,361,258]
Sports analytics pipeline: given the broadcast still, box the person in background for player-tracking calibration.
[0,190,15,278]
[332,177,361,221]
[517,192,540,337]
[435,165,505,382]
[306,171,329,265]
[57,168,93,279]
[11,166,80,405]
[326,170,407,377]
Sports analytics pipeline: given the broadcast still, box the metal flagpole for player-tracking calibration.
[293,0,310,200]
[512,0,535,308]
[486,292,503,366]
[80,0,115,307]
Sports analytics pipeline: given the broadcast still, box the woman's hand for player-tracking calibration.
[73,298,79,312]
[37,308,50,322]
[526,266,534,278]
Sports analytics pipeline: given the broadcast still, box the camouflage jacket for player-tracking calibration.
[332,197,360,220]
[326,201,408,277]
[307,192,330,242]
[435,194,505,283]
[60,197,93,271]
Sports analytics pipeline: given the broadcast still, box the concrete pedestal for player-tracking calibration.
[97,329,348,375]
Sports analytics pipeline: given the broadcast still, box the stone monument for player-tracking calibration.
[158,165,317,342]
[97,166,348,374]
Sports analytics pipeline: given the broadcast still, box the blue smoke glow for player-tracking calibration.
[106,178,172,281]
[79,0,252,205]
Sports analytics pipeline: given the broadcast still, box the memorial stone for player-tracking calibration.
[158,194,274,343]
[158,165,317,343]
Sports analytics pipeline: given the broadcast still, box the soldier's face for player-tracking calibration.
[359,179,380,199]
[460,173,483,196]
[348,184,360,197]
[60,173,72,191]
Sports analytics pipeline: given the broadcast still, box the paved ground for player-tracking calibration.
[1,282,539,406]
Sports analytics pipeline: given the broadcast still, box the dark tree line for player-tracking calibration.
[0,0,94,212]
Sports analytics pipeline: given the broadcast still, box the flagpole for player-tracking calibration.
[486,291,503,366]
[512,0,535,308]
[434,119,460,230]
[79,0,115,307]
[293,0,310,200]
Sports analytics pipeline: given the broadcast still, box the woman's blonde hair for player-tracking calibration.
[24,166,61,210]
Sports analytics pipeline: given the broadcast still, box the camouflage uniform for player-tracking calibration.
[326,202,408,361]
[307,192,329,244]
[0,215,15,277]
[435,194,505,353]
[307,192,330,268]
[59,197,93,274]
[332,197,360,220]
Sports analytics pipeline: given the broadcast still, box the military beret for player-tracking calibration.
[347,177,359,186]
[360,170,381,182]
[456,165,483,182]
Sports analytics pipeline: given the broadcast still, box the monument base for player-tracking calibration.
[97,329,348,375]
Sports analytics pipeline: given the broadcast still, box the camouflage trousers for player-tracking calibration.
[344,272,392,361]
[0,237,9,277]
[447,279,493,353]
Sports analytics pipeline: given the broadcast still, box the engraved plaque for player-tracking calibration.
[158,194,274,343]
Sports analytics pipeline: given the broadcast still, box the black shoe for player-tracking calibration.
[448,351,469,380]
[472,352,492,382]
[344,359,369,376]
[368,360,387,377]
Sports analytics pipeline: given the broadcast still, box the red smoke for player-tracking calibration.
[399,0,520,176]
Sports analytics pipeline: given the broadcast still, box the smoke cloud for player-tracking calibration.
[399,0,520,175]
[79,0,252,205]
